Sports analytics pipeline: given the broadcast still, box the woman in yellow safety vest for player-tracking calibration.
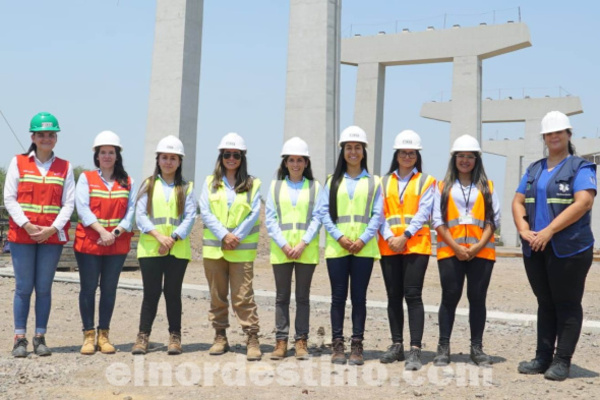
[432,134,500,367]
[319,125,384,366]
[200,132,262,361]
[377,130,435,370]
[131,135,196,356]
[265,137,322,361]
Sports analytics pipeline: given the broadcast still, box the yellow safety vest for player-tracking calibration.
[203,175,261,262]
[137,179,193,260]
[269,178,320,265]
[325,175,381,260]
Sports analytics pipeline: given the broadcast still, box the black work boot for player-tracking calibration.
[405,346,423,371]
[470,344,492,366]
[380,342,404,364]
[544,357,570,381]
[32,335,51,356]
[433,343,450,366]
[518,356,552,374]
[12,337,28,358]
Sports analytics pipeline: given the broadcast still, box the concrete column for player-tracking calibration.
[284,0,341,182]
[523,118,544,169]
[354,62,385,175]
[450,56,482,144]
[501,154,523,247]
[144,0,203,182]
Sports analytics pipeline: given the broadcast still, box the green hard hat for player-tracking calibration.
[29,112,60,132]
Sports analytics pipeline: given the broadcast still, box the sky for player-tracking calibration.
[1,0,599,203]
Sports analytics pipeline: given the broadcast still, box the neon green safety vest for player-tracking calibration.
[270,178,320,265]
[203,175,261,262]
[137,179,193,260]
[325,175,381,260]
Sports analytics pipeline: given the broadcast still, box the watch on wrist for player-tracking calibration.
[403,231,413,239]
[171,233,179,241]
[113,229,121,236]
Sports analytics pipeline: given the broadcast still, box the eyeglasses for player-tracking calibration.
[456,154,477,160]
[223,152,242,160]
[398,151,417,159]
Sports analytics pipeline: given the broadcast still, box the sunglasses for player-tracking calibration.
[223,152,242,160]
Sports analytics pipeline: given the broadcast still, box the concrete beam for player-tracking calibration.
[341,23,531,66]
[144,0,203,182]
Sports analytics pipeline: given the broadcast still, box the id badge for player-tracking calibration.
[458,214,473,225]
[57,228,67,242]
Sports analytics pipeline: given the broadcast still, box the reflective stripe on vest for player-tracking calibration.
[202,175,261,262]
[325,175,381,260]
[8,154,70,244]
[270,179,320,265]
[137,179,193,260]
[436,180,495,261]
[378,172,434,256]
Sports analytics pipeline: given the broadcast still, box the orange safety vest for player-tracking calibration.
[436,181,495,261]
[73,171,133,255]
[378,172,435,256]
[8,154,70,244]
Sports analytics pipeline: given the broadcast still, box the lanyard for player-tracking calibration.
[458,180,473,215]
[398,172,414,204]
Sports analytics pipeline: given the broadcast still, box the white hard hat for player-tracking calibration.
[281,137,310,157]
[156,135,185,157]
[451,134,481,154]
[93,130,122,151]
[540,111,572,134]
[339,125,368,147]
[394,130,422,150]
[218,132,247,151]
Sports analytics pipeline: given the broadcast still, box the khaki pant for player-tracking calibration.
[203,257,260,333]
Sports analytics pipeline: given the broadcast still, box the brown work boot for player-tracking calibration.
[209,330,230,355]
[270,339,288,360]
[80,330,96,355]
[131,332,150,355]
[246,332,262,361]
[331,337,346,364]
[295,337,309,360]
[97,329,116,354]
[167,332,182,355]
[348,338,364,366]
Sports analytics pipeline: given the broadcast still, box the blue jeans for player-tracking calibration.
[327,255,374,340]
[75,252,127,331]
[10,242,63,335]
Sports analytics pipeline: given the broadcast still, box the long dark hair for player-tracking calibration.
[542,129,576,156]
[22,143,37,155]
[93,146,130,189]
[440,152,495,229]
[276,156,314,180]
[328,142,369,223]
[387,150,423,175]
[138,155,186,217]
[211,150,253,193]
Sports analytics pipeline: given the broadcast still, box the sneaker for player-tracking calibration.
[380,342,404,364]
[12,337,28,358]
[348,338,364,366]
[470,344,492,366]
[32,335,51,357]
[544,358,570,381]
[518,357,552,374]
[433,344,450,366]
[331,338,346,364]
[405,346,423,371]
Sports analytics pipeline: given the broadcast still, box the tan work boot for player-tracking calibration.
[97,329,116,354]
[131,332,150,355]
[167,332,182,355]
[80,330,96,355]
[295,337,309,360]
[209,329,230,355]
[270,339,288,360]
[246,332,262,361]
[331,338,346,364]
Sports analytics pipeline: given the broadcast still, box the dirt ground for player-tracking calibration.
[0,221,599,399]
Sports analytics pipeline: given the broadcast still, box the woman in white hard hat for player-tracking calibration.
[4,112,75,357]
[513,111,596,381]
[73,131,136,355]
[265,137,322,361]
[131,135,196,356]
[377,130,435,370]
[431,134,500,367]
[199,132,263,361]
[318,125,384,366]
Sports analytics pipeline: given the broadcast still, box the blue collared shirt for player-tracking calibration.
[75,170,137,231]
[317,169,384,243]
[135,175,197,239]
[265,176,323,248]
[199,176,262,241]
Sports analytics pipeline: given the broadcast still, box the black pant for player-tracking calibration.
[523,246,593,362]
[437,256,494,346]
[327,255,374,340]
[380,254,428,347]
[138,255,189,334]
